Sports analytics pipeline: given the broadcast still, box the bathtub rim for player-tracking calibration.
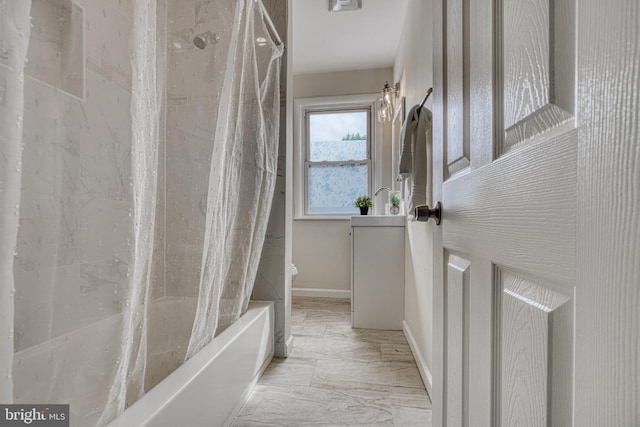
[107,300,274,427]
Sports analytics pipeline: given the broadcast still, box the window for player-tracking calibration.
[294,94,380,219]
[305,108,371,215]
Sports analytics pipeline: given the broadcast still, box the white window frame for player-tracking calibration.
[294,94,383,220]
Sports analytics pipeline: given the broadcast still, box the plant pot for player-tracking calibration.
[359,207,369,215]
[389,191,401,215]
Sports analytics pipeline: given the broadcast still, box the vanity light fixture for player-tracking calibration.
[378,81,399,122]
[328,0,362,12]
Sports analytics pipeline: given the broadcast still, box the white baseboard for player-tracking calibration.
[284,334,295,357]
[403,320,432,397]
[292,287,351,299]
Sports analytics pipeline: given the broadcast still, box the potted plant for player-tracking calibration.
[354,195,373,215]
[389,192,401,215]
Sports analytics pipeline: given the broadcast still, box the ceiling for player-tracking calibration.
[292,0,410,75]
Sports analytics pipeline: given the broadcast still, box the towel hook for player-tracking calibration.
[417,88,433,112]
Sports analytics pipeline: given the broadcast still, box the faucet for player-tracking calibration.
[374,187,391,196]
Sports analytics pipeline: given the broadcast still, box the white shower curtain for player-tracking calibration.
[103,0,283,422]
[0,0,31,403]
[99,0,161,423]
[0,0,281,424]
[186,0,284,359]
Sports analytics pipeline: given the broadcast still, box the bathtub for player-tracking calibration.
[107,301,274,427]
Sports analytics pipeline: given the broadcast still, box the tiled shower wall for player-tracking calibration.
[253,0,288,357]
[15,0,136,354]
[12,0,168,420]
[164,0,231,300]
[164,0,288,355]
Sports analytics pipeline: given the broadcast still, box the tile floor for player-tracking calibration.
[231,297,432,427]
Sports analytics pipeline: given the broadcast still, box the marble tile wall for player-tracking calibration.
[252,0,288,357]
[12,0,168,422]
[164,0,288,355]
[27,0,84,98]
[253,104,287,355]
[164,0,232,299]
[15,0,137,353]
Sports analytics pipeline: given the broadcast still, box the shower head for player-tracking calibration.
[193,34,207,49]
[193,31,219,49]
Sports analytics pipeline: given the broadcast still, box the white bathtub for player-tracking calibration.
[107,301,274,427]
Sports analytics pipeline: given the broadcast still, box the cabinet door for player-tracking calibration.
[352,226,404,330]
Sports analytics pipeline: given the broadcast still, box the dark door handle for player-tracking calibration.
[414,202,442,225]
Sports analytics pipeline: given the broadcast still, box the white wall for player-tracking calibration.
[393,0,434,392]
[294,68,392,99]
[292,68,392,297]
[292,220,352,295]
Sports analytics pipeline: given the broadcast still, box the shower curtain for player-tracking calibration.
[0,0,32,403]
[186,0,283,359]
[98,0,161,422]
[0,0,282,424]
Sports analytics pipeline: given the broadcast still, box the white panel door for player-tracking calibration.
[430,0,639,426]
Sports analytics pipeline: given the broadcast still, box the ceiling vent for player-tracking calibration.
[328,0,362,12]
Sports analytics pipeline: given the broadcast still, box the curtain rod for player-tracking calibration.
[257,0,283,46]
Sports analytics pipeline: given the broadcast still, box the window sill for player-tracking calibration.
[294,215,354,221]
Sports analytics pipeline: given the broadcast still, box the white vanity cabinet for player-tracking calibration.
[350,216,405,330]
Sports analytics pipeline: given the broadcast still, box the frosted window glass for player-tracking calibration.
[308,164,368,214]
[308,139,367,162]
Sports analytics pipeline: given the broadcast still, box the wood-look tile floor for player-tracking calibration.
[231,297,432,427]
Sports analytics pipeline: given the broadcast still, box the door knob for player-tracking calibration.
[414,202,442,225]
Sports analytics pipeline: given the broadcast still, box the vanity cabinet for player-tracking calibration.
[350,216,405,330]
